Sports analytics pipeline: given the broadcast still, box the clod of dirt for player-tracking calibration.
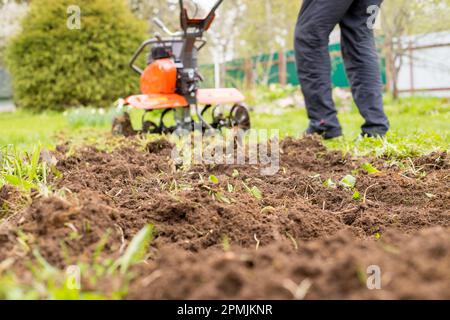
[146,139,174,156]
[0,185,25,219]
[112,113,137,137]
[7,192,123,267]
[413,151,449,170]
[0,185,13,208]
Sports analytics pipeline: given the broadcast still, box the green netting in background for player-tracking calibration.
[200,43,386,88]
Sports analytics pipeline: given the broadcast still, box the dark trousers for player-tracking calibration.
[294,0,389,137]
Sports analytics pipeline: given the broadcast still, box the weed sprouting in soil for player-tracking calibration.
[0,145,48,191]
[222,235,231,252]
[209,175,219,185]
[242,182,263,200]
[361,162,380,175]
[0,224,155,300]
[340,175,357,189]
[115,224,154,275]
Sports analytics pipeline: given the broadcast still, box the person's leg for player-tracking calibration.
[294,0,353,139]
[339,0,390,137]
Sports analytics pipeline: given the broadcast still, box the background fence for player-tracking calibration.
[2,33,449,99]
[201,32,450,98]
[200,42,387,89]
[396,31,450,97]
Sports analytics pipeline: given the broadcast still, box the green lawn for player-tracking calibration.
[0,96,448,158]
[0,109,112,150]
[0,110,70,149]
[253,96,449,158]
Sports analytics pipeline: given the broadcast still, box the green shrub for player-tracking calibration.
[6,0,147,111]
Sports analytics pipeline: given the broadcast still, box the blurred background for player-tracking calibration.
[135,0,450,98]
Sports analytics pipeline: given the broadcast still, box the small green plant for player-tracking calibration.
[222,235,231,251]
[209,175,219,184]
[340,175,357,189]
[214,192,231,204]
[168,179,192,194]
[243,182,263,200]
[337,174,362,201]
[361,162,380,174]
[116,224,154,274]
[93,230,112,263]
[352,190,361,201]
[323,178,337,189]
[202,177,232,204]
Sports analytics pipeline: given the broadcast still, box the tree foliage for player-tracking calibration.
[6,0,147,111]
[0,1,27,67]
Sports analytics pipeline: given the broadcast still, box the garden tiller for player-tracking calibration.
[112,0,251,135]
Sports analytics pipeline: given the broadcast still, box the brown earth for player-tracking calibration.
[0,136,449,299]
[0,185,26,220]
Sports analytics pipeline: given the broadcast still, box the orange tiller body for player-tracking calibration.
[140,58,177,95]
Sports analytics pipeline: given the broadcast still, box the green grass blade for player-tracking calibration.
[119,224,154,274]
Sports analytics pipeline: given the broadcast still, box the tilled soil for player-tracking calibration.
[0,136,449,299]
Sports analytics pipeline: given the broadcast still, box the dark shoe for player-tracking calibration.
[304,127,342,140]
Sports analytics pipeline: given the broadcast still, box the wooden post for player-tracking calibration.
[278,50,287,86]
[244,58,253,89]
[384,40,393,94]
[409,41,415,94]
[214,62,221,88]
[221,63,227,88]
